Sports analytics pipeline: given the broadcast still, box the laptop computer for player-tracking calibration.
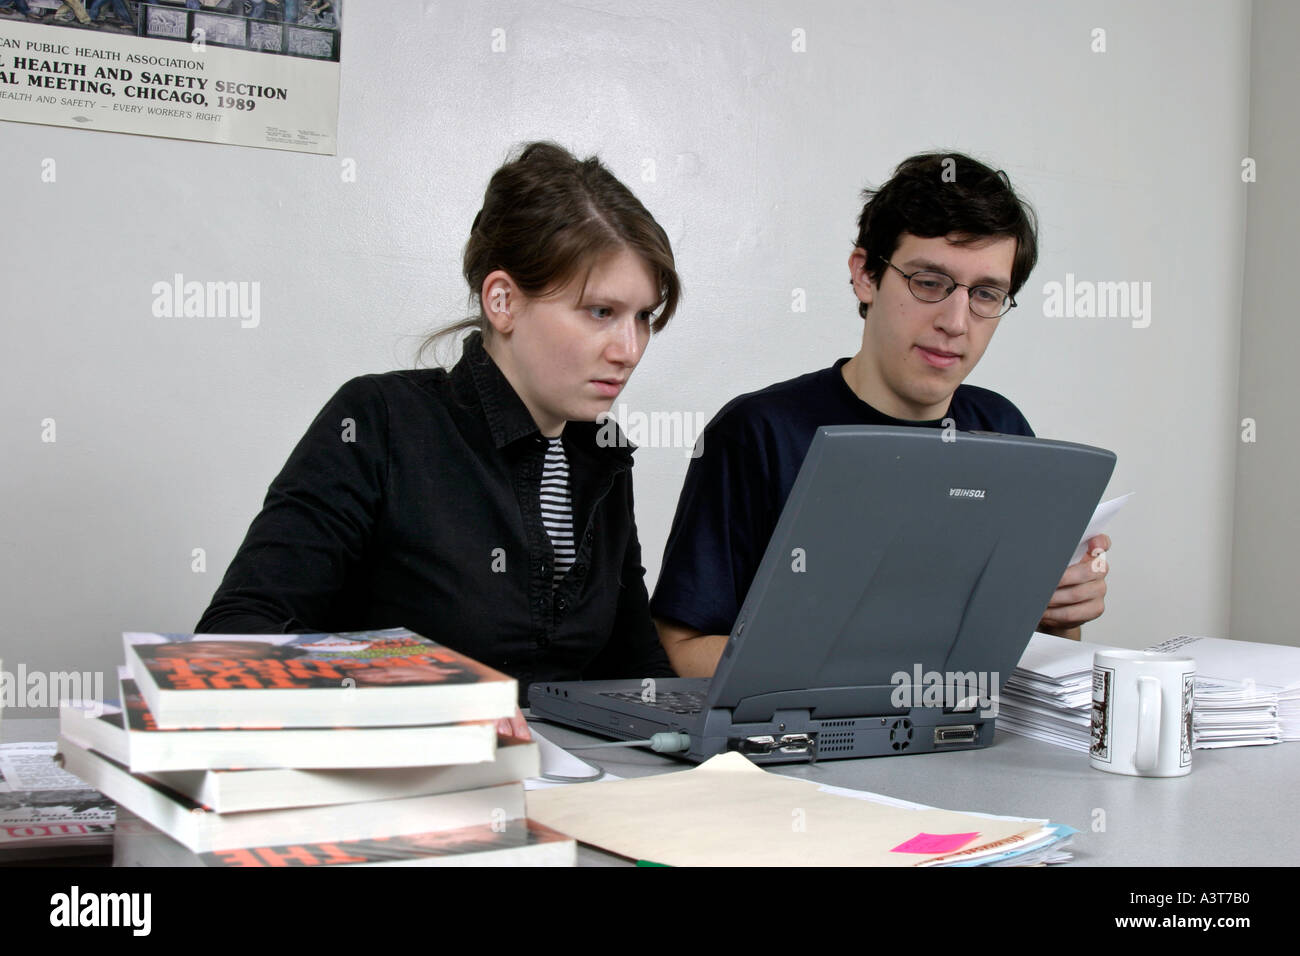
[529,425,1116,764]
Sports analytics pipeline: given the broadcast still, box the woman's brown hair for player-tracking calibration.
[420,142,681,363]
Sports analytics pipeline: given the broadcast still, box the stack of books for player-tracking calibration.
[57,628,575,866]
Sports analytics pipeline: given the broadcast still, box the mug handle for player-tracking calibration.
[1135,675,1161,772]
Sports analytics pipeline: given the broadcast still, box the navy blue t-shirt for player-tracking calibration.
[650,358,1034,636]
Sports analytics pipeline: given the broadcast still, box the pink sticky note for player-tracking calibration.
[890,831,980,854]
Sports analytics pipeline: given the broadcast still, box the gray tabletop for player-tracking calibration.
[528,718,1299,867]
[8,715,1295,866]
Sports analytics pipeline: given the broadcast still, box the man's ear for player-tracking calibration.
[481,270,516,335]
[849,248,876,311]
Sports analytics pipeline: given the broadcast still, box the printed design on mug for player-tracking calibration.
[1180,672,1194,766]
[1090,665,1113,763]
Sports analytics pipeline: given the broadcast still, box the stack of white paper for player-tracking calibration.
[996,633,1119,751]
[1147,636,1294,746]
[1001,633,1292,751]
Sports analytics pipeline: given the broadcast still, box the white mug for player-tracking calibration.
[1090,650,1195,777]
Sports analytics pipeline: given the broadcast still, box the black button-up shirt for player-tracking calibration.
[197,332,674,702]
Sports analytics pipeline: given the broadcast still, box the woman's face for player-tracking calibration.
[489,248,659,436]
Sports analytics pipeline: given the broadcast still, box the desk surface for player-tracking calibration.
[7,716,1296,866]
[530,719,1298,867]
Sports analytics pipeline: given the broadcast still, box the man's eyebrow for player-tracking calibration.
[901,259,1011,290]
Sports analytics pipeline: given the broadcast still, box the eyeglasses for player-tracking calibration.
[881,258,1016,318]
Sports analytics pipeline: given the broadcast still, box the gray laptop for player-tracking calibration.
[529,425,1116,764]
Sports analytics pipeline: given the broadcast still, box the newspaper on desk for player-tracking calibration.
[0,742,115,857]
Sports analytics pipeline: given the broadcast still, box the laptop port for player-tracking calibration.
[776,733,815,754]
[934,725,978,745]
[731,733,819,758]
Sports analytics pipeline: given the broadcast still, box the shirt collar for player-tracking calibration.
[456,331,539,449]
[452,331,635,468]
[832,356,950,426]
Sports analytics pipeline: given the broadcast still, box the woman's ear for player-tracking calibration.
[482,270,516,334]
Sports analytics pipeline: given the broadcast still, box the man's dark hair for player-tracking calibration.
[853,152,1038,318]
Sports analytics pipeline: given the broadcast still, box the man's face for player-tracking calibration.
[849,232,1016,420]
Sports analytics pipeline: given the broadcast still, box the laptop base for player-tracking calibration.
[529,679,995,764]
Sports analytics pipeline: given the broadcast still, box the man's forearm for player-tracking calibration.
[654,619,727,678]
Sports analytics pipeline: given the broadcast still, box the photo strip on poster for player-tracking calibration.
[0,0,341,154]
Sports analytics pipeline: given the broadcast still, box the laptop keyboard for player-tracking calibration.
[600,689,707,715]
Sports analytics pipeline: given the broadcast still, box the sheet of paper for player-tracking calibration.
[1068,492,1133,565]
[816,782,931,811]
[526,752,1039,867]
[523,726,622,790]
[1147,636,1300,691]
[1016,632,1122,680]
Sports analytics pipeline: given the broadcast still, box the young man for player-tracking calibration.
[651,152,1111,677]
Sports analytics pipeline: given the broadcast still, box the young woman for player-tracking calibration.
[196,142,682,737]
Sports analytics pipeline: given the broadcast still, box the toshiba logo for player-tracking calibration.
[949,488,986,498]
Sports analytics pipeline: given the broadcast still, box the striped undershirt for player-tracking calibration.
[540,437,576,588]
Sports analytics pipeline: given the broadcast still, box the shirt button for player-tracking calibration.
[556,597,569,612]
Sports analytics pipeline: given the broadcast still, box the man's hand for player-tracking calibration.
[1038,534,1111,640]
[495,708,531,741]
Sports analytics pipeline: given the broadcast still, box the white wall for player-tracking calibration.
[0,0,1255,711]
[1230,0,1300,648]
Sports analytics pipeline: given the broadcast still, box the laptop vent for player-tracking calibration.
[890,718,913,751]
[818,719,857,753]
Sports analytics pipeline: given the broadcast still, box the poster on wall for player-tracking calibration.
[0,0,340,154]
